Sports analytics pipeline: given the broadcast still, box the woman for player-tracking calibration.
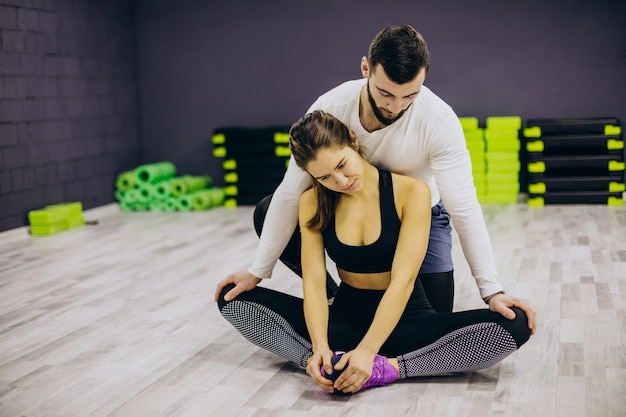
[217,110,531,394]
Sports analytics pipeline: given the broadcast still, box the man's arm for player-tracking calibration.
[214,157,312,302]
[248,157,313,277]
[429,116,536,334]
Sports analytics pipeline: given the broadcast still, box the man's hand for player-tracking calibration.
[214,270,261,302]
[488,293,537,335]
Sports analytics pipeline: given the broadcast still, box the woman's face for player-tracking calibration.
[305,145,364,194]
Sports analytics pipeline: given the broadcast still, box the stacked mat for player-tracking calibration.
[459,117,486,203]
[460,116,521,204]
[483,116,522,204]
[28,202,85,236]
[212,126,291,206]
[524,118,625,206]
[115,161,225,211]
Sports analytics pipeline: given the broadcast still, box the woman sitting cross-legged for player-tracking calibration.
[217,110,533,394]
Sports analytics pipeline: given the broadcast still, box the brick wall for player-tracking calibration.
[0,0,141,232]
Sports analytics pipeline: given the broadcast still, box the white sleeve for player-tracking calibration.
[248,156,313,279]
[429,116,505,299]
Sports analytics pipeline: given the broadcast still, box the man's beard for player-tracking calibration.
[366,81,411,126]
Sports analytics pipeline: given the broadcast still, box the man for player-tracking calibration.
[215,25,536,334]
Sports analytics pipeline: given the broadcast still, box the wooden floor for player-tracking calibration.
[0,202,625,417]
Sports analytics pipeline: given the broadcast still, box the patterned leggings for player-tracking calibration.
[217,282,531,379]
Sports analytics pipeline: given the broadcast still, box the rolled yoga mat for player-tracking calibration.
[137,184,159,204]
[188,188,225,210]
[134,162,176,184]
[169,175,213,197]
[116,170,137,192]
[155,181,172,199]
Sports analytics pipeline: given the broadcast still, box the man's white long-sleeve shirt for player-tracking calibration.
[248,79,504,299]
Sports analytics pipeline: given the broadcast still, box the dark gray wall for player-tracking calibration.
[134,0,626,181]
[0,0,141,231]
[1,0,625,232]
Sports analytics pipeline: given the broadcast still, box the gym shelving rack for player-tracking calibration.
[523,118,624,206]
[212,126,292,206]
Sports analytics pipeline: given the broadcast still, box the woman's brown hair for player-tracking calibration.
[289,110,357,231]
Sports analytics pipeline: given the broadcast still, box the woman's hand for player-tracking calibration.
[332,348,376,394]
[306,350,335,393]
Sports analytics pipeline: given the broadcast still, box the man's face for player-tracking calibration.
[366,64,426,126]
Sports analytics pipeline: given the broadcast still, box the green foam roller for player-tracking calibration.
[211,188,225,206]
[135,162,176,184]
[124,188,141,204]
[203,188,226,208]
[115,190,126,201]
[170,175,212,197]
[177,195,194,212]
[150,199,167,211]
[155,181,172,198]
[169,175,192,196]
[119,200,134,211]
[190,191,212,210]
[165,198,180,211]
[136,184,156,204]
[116,170,137,191]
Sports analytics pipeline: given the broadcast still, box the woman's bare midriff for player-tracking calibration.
[337,268,391,290]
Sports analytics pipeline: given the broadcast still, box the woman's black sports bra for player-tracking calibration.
[322,168,401,273]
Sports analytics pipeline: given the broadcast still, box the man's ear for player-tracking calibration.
[360,56,370,78]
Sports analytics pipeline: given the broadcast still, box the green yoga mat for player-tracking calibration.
[155,181,172,198]
[176,188,224,211]
[116,170,137,191]
[188,188,225,210]
[170,175,213,197]
[135,162,176,184]
[137,184,159,203]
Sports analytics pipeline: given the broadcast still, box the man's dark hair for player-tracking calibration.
[368,25,430,84]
